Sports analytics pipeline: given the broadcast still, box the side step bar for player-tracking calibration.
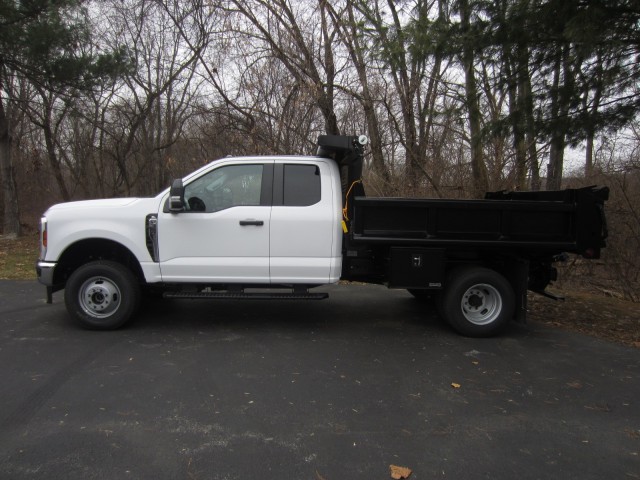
[163,291,329,300]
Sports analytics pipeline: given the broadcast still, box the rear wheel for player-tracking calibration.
[440,267,514,337]
[64,260,141,330]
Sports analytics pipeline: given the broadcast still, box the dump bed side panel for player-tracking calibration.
[350,186,608,258]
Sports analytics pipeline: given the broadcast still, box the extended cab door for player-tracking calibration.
[157,161,273,283]
[269,160,343,284]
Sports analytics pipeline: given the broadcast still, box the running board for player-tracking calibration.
[163,291,329,300]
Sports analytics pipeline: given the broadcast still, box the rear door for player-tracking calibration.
[269,161,341,284]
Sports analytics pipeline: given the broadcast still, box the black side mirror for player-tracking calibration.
[169,179,185,212]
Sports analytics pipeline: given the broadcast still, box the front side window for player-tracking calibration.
[184,164,263,212]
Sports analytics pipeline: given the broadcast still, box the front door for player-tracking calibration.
[157,161,272,283]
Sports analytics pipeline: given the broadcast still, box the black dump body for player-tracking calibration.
[343,186,609,298]
[350,186,609,259]
[316,134,609,295]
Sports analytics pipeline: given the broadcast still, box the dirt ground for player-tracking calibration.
[2,235,638,348]
[528,287,640,349]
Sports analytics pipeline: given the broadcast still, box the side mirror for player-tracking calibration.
[169,178,185,212]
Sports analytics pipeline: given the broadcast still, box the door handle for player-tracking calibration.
[239,220,264,226]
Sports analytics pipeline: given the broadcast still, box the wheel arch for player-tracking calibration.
[53,238,145,288]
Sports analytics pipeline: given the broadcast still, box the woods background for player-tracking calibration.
[1,0,639,299]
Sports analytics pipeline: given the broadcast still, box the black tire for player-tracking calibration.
[64,260,141,330]
[440,267,514,337]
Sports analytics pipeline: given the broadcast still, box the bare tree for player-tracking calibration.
[323,0,390,188]
[92,0,207,195]
[0,74,21,236]
[352,0,451,196]
[217,0,341,137]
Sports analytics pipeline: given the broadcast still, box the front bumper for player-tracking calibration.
[36,261,57,287]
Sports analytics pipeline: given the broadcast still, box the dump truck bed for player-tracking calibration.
[350,186,609,258]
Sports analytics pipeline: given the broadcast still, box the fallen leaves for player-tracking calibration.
[390,465,412,479]
[527,289,640,349]
[584,403,612,412]
[317,466,413,480]
[451,382,461,389]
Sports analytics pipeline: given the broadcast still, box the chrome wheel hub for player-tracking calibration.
[461,283,502,325]
[79,277,121,318]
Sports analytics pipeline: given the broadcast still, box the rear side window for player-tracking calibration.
[283,164,321,206]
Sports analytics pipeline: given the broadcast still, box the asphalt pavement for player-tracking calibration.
[0,280,638,480]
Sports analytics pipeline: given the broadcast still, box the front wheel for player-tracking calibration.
[64,261,141,330]
[440,267,514,337]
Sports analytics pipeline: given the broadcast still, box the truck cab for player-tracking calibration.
[37,152,345,330]
[154,156,343,285]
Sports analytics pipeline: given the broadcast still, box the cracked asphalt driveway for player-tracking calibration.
[0,280,639,479]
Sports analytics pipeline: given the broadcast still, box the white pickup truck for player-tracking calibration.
[37,135,609,336]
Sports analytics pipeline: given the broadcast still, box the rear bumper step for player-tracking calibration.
[163,291,329,300]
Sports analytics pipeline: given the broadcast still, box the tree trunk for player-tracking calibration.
[0,96,21,237]
[585,64,603,178]
[524,75,540,190]
[528,134,540,190]
[506,48,527,190]
[585,134,595,178]
[460,0,489,197]
[546,48,565,191]
[547,41,577,191]
[514,42,531,190]
[43,122,71,201]
[547,133,565,191]
[343,2,390,186]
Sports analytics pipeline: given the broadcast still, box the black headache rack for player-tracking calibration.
[316,135,365,167]
[317,135,366,198]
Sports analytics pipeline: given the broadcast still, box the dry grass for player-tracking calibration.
[0,234,39,280]
[529,287,640,348]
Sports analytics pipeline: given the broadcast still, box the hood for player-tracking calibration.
[47,198,142,211]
